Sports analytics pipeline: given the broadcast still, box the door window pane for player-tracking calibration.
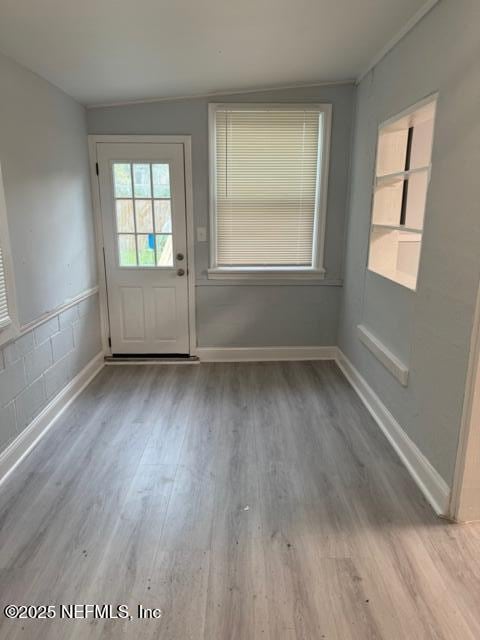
[118,234,137,266]
[113,162,174,268]
[116,200,135,233]
[156,235,173,266]
[113,163,132,198]
[154,200,172,233]
[133,164,151,198]
[135,200,154,233]
[137,234,156,266]
[152,164,170,198]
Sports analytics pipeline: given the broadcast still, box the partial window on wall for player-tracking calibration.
[368,95,438,290]
[0,165,17,346]
[208,103,332,279]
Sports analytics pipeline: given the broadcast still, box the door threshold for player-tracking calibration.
[105,354,199,365]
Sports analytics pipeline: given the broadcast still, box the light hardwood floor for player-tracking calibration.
[0,361,480,639]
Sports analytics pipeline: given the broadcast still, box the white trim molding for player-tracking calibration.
[197,346,337,362]
[206,267,326,281]
[357,324,409,386]
[19,286,99,335]
[0,353,104,488]
[450,280,480,523]
[336,348,450,516]
[86,80,354,110]
[357,0,440,83]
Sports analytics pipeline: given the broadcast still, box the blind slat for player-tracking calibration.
[0,246,10,326]
[214,107,321,267]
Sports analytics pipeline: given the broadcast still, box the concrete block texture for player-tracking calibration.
[51,327,74,363]
[34,316,60,346]
[0,293,102,455]
[25,341,53,384]
[0,402,18,450]
[3,332,34,364]
[59,306,79,330]
[44,354,71,400]
[15,377,47,430]
[0,359,26,406]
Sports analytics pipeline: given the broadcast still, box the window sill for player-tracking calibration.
[207,267,326,281]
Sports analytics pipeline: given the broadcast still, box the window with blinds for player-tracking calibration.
[0,166,14,338]
[0,247,10,329]
[209,104,331,275]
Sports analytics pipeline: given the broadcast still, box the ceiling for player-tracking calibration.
[0,0,433,106]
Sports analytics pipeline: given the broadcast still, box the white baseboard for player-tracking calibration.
[335,348,450,516]
[197,346,337,362]
[0,353,105,487]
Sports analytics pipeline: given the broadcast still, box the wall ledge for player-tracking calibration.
[19,286,99,336]
[335,347,450,516]
[357,324,409,386]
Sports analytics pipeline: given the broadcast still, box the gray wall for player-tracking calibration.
[338,0,480,485]
[0,52,101,453]
[0,52,97,325]
[87,84,355,347]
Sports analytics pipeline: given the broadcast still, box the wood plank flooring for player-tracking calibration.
[0,361,479,639]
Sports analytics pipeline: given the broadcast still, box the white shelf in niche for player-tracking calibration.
[367,95,437,290]
[372,222,422,235]
[375,165,431,187]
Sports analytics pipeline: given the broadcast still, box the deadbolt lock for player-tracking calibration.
[177,268,185,276]
[176,253,184,261]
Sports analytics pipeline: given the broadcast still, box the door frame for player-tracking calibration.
[449,277,480,522]
[88,135,197,357]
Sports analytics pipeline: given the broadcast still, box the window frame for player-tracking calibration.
[0,164,19,347]
[207,102,332,281]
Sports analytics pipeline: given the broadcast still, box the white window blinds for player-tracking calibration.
[0,168,12,331]
[212,106,324,268]
[0,243,10,329]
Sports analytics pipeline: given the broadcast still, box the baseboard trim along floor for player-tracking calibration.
[335,348,451,516]
[196,346,337,362]
[0,352,105,488]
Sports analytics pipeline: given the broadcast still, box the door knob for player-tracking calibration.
[177,268,185,276]
[176,253,184,261]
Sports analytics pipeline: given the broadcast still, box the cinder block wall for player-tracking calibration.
[0,294,102,453]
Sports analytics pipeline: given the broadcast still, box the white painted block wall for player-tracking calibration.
[0,295,102,453]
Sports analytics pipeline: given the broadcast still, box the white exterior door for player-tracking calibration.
[97,142,190,354]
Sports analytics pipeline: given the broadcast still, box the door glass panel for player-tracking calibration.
[113,162,173,268]
[156,235,173,266]
[152,164,170,197]
[137,234,156,266]
[135,200,154,233]
[133,164,151,198]
[118,234,137,266]
[113,164,132,198]
[116,200,135,233]
[154,200,172,233]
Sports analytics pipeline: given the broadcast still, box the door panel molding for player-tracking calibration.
[88,135,197,356]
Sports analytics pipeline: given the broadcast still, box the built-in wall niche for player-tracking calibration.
[368,95,437,290]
